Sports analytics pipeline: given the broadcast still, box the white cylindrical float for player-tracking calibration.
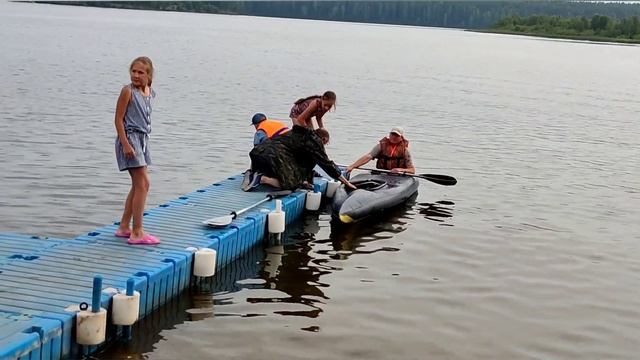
[325,180,340,198]
[77,275,107,345]
[305,186,322,211]
[76,308,107,345]
[194,248,217,277]
[268,199,286,234]
[112,291,140,326]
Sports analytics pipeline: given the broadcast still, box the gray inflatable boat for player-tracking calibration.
[332,173,419,223]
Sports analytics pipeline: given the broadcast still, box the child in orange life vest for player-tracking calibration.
[346,126,415,175]
[251,113,289,146]
[243,113,290,189]
[113,57,159,245]
[289,91,336,129]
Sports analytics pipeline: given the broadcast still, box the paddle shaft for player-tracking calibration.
[343,165,457,186]
[230,190,292,219]
[231,196,272,219]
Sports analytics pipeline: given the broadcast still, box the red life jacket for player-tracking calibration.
[375,137,409,170]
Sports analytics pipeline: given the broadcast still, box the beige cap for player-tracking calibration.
[390,126,405,137]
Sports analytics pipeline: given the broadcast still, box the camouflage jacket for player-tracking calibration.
[249,125,341,190]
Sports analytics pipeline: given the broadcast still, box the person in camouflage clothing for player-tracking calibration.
[244,125,356,191]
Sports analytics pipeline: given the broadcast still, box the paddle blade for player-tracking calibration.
[202,215,234,228]
[419,174,457,186]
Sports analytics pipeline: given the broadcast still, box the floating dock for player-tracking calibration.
[0,174,329,360]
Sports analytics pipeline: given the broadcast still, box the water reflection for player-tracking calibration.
[248,214,329,318]
[192,244,265,317]
[97,198,436,357]
[249,200,419,320]
[96,246,264,359]
[323,196,419,259]
[416,200,455,225]
[96,292,191,359]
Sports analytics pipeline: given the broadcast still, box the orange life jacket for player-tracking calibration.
[257,119,289,138]
[376,137,409,170]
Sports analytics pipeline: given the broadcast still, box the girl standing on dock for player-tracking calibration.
[289,91,336,129]
[113,56,159,245]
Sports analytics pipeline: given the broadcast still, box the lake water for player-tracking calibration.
[1,2,640,359]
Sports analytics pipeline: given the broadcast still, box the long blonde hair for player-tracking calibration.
[130,56,154,86]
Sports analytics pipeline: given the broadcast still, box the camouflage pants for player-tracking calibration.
[250,150,311,190]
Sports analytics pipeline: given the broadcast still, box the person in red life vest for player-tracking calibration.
[289,91,336,129]
[345,126,415,175]
[251,113,290,146]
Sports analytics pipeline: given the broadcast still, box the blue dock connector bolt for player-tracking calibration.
[92,275,103,313]
[126,278,134,296]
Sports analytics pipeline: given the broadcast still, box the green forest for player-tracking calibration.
[490,14,640,41]
[36,1,640,30]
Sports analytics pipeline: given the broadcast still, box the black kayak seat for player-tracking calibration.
[351,179,387,191]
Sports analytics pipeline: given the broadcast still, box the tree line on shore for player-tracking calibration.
[36,1,640,30]
[491,14,640,40]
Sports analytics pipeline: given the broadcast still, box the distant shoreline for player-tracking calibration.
[472,29,640,45]
[21,0,237,14]
[21,0,640,44]
[24,0,640,36]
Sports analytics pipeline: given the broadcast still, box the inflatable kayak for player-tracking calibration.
[332,173,419,223]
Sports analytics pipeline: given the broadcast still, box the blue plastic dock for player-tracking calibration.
[0,174,329,360]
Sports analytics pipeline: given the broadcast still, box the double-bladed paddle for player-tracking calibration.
[202,190,292,228]
[345,166,457,186]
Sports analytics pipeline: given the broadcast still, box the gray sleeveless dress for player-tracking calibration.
[115,85,156,171]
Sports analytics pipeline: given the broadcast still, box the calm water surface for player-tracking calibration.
[1,2,640,359]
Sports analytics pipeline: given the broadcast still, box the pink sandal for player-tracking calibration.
[127,234,160,245]
[115,229,132,238]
